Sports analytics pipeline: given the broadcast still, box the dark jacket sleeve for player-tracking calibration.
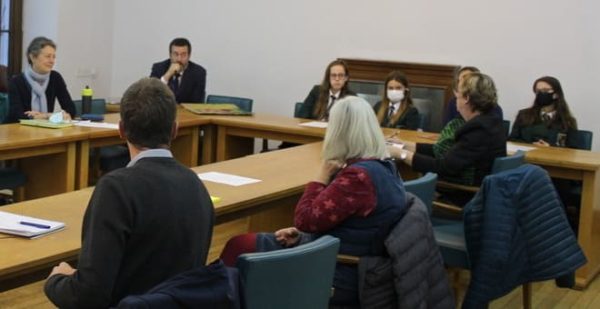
[508,110,526,143]
[397,107,420,130]
[412,122,490,178]
[52,71,76,118]
[188,64,206,103]
[298,85,320,119]
[6,74,28,123]
[373,101,382,114]
[45,176,130,309]
[150,60,166,79]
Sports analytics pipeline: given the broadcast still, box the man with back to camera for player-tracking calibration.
[44,77,215,308]
[151,37,207,103]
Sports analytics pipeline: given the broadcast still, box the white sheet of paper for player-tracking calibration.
[74,121,119,129]
[299,121,328,128]
[197,172,262,186]
[507,142,536,154]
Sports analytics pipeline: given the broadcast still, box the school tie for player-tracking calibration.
[388,104,395,118]
[325,96,337,120]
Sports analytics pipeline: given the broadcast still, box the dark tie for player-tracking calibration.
[325,95,337,120]
[169,74,180,94]
[388,105,395,118]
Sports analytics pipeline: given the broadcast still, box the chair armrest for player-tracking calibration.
[436,180,479,193]
[433,200,463,214]
[337,254,360,264]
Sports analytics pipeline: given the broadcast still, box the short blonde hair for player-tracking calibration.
[457,72,498,114]
[322,96,387,161]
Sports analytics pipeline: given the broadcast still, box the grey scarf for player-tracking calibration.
[24,66,50,113]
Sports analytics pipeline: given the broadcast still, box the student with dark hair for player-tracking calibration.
[44,78,215,308]
[151,37,207,103]
[509,76,578,148]
[373,70,420,130]
[297,59,356,121]
[5,36,76,123]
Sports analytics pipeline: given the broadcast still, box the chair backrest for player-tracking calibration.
[237,235,340,309]
[73,98,107,116]
[0,92,8,123]
[404,173,437,214]
[502,120,510,137]
[575,130,593,150]
[418,113,429,131]
[206,94,253,112]
[294,102,303,118]
[491,150,525,174]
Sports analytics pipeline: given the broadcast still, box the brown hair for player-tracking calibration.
[312,60,351,119]
[120,78,177,148]
[376,70,414,126]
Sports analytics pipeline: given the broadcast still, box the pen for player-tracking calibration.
[19,221,51,229]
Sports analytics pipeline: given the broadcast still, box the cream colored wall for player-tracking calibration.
[23,0,600,149]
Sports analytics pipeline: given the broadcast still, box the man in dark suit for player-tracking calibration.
[150,38,206,103]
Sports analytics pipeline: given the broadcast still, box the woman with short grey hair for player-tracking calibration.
[5,36,75,123]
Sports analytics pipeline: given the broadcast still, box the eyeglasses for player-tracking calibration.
[330,73,347,80]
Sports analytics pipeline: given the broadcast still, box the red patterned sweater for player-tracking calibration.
[294,163,377,233]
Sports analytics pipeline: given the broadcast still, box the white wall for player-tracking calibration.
[23,0,600,149]
[23,0,114,101]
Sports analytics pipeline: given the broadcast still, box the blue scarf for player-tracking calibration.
[23,66,50,113]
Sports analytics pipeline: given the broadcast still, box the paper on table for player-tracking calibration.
[74,121,119,129]
[507,142,536,154]
[198,172,261,186]
[0,210,65,238]
[299,121,328,128]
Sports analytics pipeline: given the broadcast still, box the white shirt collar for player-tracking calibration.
[127,148,173,167]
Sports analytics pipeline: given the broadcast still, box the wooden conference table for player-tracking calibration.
[0,108,210,199]
[2,110,600,288]
[0,142,322,289]
[208,114,600,289]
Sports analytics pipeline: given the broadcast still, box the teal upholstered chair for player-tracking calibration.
[237,235,340,309]
[404,172,437,215]
[418,113,429,131]
[294,102,304,118]
[575,130,593,151]
[502,120,511,137]
[432,164,584,308]
[434,150,526,214]
[72,98,107,116]
[206,94,253,112]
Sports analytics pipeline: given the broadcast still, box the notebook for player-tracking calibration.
[181,103,252,116]
[0,210,66,238]
[19,119,74,129]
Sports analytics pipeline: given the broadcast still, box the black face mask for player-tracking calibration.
[535,92,555,107]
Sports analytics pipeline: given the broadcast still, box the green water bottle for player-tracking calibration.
[81,85,93,114]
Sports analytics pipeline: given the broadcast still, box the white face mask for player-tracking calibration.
[387,90,405,103]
